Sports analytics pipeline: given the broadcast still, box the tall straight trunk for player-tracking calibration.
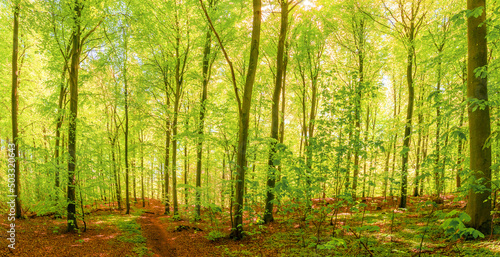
[150,161,154,199]
[466,0,491,234]
[360,104,370,198]
[133,160,137,203]
[54,67,68,196]
[434,54,443,198]
[231,0,261,240]
[367,108,377,197]
[196,27,212,218]
[279,41,288,146]
[172,78,180,216]
[163,103,171,214]
[345,130,352,192]
[441,120,450,194]
[413,107,423,197]
[389,83,399,197]
[184,140,188,205]
[305,77,318,191]
[264,0,288,224]
[456,103,465,189]
[399,23,415,209]
[112,143,122,209]
[141,133,145,207]
[383,140,392,199]
[164,88,171,214]
[222,155,226,208]
[171,6,189,216]
[10,1,22,219]
[420,132,429,196]
[352,18,365,200]
[456,67,466,190]
[67,0,82,232]
[299,74,307,158]
[276,41,288,183]
[124,26,130,215]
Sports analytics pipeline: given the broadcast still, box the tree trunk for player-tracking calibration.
[465,0,492,234]
[141,132,145,207]
[399,23,415,209]
[112,143,121,209]
[10,0,22,219]
[172,71,180,216]
[352,18,365,200]
[124,26,130,215]
[196,26,212,219]
[264,0,288,224]
[163,78,171,214]
[67,0,82,232]
[413,105,423,197]
[231,0,261,239]
[54,66,68,199]
[184,138,188,205]
[434,52,443,199]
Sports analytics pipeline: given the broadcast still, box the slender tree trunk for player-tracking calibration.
[456,104,465,189]
[67,0,82,232]
[141,133,145,207]
[383,141,392,199]
[54,67,68,199]
[231,0,261,239]
[441,120,450,194]
[465,0,492,234]
[196,26,212,219]
[277,41,288,183]
[456,67,466,190]
[10,1,22,219]
[352,18,365,200]
[112,143,122,209]
[420,132,429,196]
[434,54,443,199]
[360,104,370,198]
[222,155,226,208]
[133,159,137,203]
[172,81,180,216]
[123,26,130,215]
[413,108,423,197]
[264,0,288,224]
[184,139,188,205]
[399,24,415,209]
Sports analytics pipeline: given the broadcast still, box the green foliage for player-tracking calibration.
[205,230,225,241]
[132,245,153,257]
[317,237,346,250]
[438,210,485,241]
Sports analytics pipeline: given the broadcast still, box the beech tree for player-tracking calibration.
[465,0,492,234]
[11,0,22,219]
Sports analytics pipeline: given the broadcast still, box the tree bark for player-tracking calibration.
[164,101,171,214]
[264,0,288,224]
[465,0,492,234]
[352,17,365,200]
[399,21,415,209]
[196,25,212,219]
[124,26,130,215]
[67,0,82,232]
[11,0,22,219]
[231,0,261,239]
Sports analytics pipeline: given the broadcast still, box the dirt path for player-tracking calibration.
[137,202,177,257]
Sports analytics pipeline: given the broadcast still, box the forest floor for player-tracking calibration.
[1,195,500,256]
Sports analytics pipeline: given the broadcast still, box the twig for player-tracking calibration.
[349,227,374,257]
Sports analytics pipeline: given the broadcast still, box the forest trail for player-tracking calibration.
[137,200,177,257]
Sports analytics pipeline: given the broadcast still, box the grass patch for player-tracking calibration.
[113,210,153,257]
